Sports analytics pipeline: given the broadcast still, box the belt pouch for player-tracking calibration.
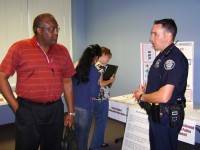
[151,104,160,123]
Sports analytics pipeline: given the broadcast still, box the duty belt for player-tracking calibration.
[160,105,179,113]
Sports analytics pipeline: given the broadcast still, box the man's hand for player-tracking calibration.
[133,84,145,102]
[64,114,74,127]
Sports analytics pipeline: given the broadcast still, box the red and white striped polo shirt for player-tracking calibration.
[0,36,76,102]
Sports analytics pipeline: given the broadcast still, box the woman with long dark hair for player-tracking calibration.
[73,44,102,150]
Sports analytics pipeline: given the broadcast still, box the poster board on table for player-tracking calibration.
[122,106,150,150]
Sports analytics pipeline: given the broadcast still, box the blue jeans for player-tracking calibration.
[90,100,109,150]
[74,107,92,150]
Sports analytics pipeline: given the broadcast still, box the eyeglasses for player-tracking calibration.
[39,26,60,33]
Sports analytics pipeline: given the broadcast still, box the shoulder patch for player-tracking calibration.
[164,60,175,70]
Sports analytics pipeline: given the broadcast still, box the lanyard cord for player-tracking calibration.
[36,42,54,75]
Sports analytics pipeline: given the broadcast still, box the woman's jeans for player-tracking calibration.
[90,99,109,150]
[74,107,92,150]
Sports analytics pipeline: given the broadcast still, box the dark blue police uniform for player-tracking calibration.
[146,44,188,150]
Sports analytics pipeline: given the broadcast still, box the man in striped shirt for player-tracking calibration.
[0,13,76,150]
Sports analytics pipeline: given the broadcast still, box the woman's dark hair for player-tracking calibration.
[74,44,102,84]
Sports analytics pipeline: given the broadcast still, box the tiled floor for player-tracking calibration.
[0,118,199,150]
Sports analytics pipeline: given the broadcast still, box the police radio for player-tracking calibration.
[169,108,179,128]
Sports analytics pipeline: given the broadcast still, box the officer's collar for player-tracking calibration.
[161,43,175,56]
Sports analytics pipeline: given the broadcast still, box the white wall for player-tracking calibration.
[0,0,72,87]
[72,0,200,108]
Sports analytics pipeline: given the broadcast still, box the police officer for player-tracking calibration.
[133,19,188,150]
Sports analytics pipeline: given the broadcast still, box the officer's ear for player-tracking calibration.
[166,32,173,41]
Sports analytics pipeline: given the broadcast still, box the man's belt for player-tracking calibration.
[17,97,61,105]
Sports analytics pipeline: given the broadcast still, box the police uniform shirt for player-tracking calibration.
[146,44,188,105]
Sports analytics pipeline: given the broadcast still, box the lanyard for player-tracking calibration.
[36,42,54,75]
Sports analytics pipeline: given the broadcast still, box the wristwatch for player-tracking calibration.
[138,94,144,103]
[68,112,76,116]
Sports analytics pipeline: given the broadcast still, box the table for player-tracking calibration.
[108,94,136,123]
[0,93,17,125]
[108,94,136,143]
